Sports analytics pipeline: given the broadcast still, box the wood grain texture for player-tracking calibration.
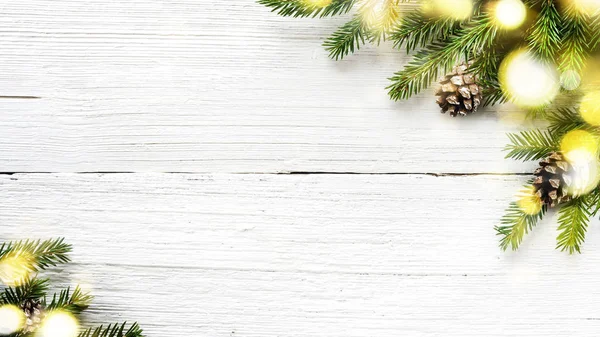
[2,174,600,336]
[0,0,534,174]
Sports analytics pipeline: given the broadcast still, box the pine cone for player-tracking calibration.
[21,299,45,333]
[533,152,572,207]
[435,62,483,117]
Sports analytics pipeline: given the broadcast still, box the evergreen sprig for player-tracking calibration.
[78,323,144,337]
[526,0,562,60]
[0,238,72,273]
[257,0,356,18]
[556,196,592,254]
[504,129,559,161]
[0,277,49,305]
[0,239,144,337]
[496,201,547,251]
[43,286,93,315]
[323,16,366,60]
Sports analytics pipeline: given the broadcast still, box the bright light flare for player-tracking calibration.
[580,91,600,126]
[425,0,474,20]
[40,312,79,337]
[359,0,401,33]
[493,0,527,29]
[571,0,600,15]
[0,255,32,286]
[499,50,559,108]
[0,305,25,335]
[517,186,543,215]
[561,130,600,196]
[302,0,332,8]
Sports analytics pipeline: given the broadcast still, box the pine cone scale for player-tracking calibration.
[436,62,483,117]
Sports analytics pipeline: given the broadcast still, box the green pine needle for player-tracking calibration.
[558,4,593,79]
[323,16,367,60]
[556,197,592,254]
[387,16,499,101]
[0,277,49,305]
[78,323,144,337]
[43,286,93,315]
[257,0,356,18]
[496,201,547,251]
[0,238,72,274]
[504,129,559,161]
[546,107,589,136]
[526,0,562,60]
[390,11,458,53]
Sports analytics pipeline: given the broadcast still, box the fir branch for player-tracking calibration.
[323,16,366,60]
[387,16,499,101]
[0,277,49,305]
[43,286,93,315]
[556,197,592,254]
[258,0,356,18]
[0,238,72,273]
[504,129,559,161]
[496,201,547,251]
[558,4,592,83]
[78,323,144,337]
[546,107,589,136]
[390,11,458,53]
[526,0,561,60]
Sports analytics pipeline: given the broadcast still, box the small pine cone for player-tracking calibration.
[435,62,483,117]
[533,152,573,207]
[21,299,45,333]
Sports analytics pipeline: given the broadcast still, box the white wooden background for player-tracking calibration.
[2,1,600,336]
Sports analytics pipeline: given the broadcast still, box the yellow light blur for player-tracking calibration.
[39,312,79,337]
[517,186,542,215]
[359,0,401,34]
[493,0,527,29]
[499,50,559,108]
[571,0,600,15]
[0,255,32,286]
[0,305,25,335]
[561,130,600,196]
[426,0,474,20]
[560,70,582,91]
[580,91,600,126]
[302,0,332,8]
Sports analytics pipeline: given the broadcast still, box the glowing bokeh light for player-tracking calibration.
[0,305,25,335]
[40,312,79,337]
[0,255,31,286]
[561,130,600,196]
[499,50,559,107]
[572,0,600,14]
[427,0,474,20]
[494,0,527,29]
[302,0,332,8]
[560,70,582,91]
[580,91,600,126]
[359,0,401,33]
[517,186,542,215]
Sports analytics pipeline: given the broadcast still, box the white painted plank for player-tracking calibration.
[2,174,600,336]
[0,0,534,173]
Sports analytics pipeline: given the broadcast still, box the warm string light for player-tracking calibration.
[560,130,600,196]
[302,0,332,8]
[493,0,527,29]
[39,311,80,337]
[359,0,401,34]
[0,305,25,335]
[499,50,559,108]
[423,0,474,20]
[517,185,543,215]
[571,0,600,15]
[0,254,32,286]
[580,91,600,126]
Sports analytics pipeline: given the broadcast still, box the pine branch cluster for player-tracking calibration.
[0,238,144,337]
[260,0,600,103]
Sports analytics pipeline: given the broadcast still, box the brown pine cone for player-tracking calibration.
[21,299,45,333]
[533,152,572,207]
[435,62,483,117]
